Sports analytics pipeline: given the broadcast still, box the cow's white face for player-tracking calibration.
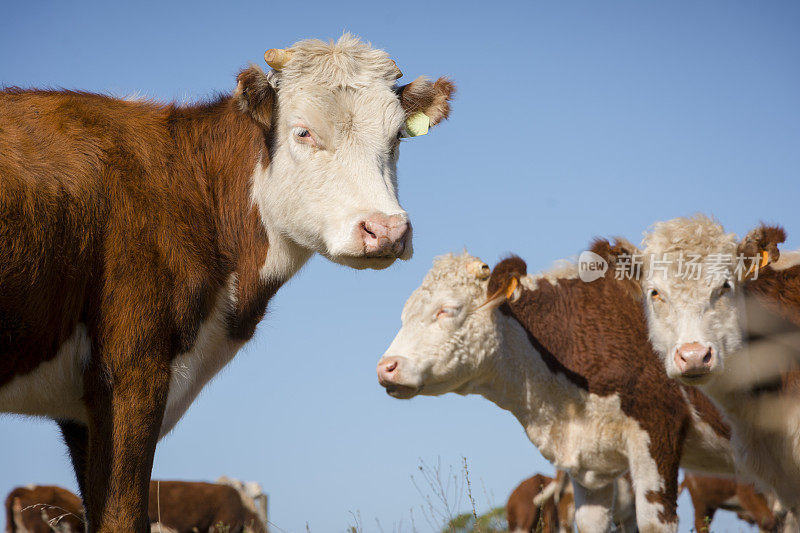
[377,254,500,399]
[642,255,742,384]
[263,83,406,270]
[638,217,743,385]
[246,35,454,272]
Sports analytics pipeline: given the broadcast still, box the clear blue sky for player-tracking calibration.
[2,1,798,531]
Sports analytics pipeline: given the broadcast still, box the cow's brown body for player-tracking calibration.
[4,481,267,533]
[4,485,84,533]
[0,87,274,378]
[681,473,777,532]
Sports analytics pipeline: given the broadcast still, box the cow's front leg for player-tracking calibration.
[611,475,637,532]
[572,480,614,533]
[628,444,679,533]
[82,352,170,532]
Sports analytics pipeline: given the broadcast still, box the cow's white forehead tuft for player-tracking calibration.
[640,215,740,299]
[642,214,737,260]
[279,33,400,90]
[421,252,489,292]
[402,252,490,320]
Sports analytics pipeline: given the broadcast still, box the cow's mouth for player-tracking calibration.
[383,383,421,399]
[679,372,713,386]
[325,252,404,271]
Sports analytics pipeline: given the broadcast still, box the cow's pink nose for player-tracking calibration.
[674,342,715,376]
[377,356,401,385]
[360,214,410,257]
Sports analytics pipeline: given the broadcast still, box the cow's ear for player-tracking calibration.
[738,224,786,274]
[485,256,527,308]
[235,66,276,129]
[591,237,639,268]
[398,77,455,127]
[590,237,643,295]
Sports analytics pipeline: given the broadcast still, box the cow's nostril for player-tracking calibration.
[362,222,377,239]
[703,350,712,364]
[386,361,398,373]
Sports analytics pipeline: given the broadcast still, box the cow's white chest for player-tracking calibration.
[0,324,90,421]
[160,275,244,438]
[526,391,635,486]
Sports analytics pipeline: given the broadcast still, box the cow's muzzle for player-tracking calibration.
[674,342,717,382]
[377,356,419,399]
[359,213,411,258]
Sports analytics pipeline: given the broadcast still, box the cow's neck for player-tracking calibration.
[475,315,582,445]
[250,158,314,284]
[172,97,310,339]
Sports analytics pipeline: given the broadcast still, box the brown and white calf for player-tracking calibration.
[0,34,454,532]
[377,252,734,532]
[5,480,267,533]
[600,216,800,516]
[507,472,634,533]
[680,472,777,532]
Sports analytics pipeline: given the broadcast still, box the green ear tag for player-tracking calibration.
[403,112,430,137]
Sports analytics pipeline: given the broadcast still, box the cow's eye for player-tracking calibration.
[649,289,662,302]
[436,306,458,320]
[292,126,317,146]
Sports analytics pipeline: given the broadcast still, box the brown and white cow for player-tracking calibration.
[377,252,735,532]
[5,480,267,533]
[599,216,800,517]
[0,34,454,532]
[507,471,634,533]
[5,485,84,533]
[680,472,777,532]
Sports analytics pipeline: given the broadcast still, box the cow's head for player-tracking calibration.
[236,34,454,271]
[604,216,785,385]
[376,253,523,399]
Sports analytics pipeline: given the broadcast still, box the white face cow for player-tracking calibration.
[246,34,454,272]
[377,253,508,398]
[614,215,783,385]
